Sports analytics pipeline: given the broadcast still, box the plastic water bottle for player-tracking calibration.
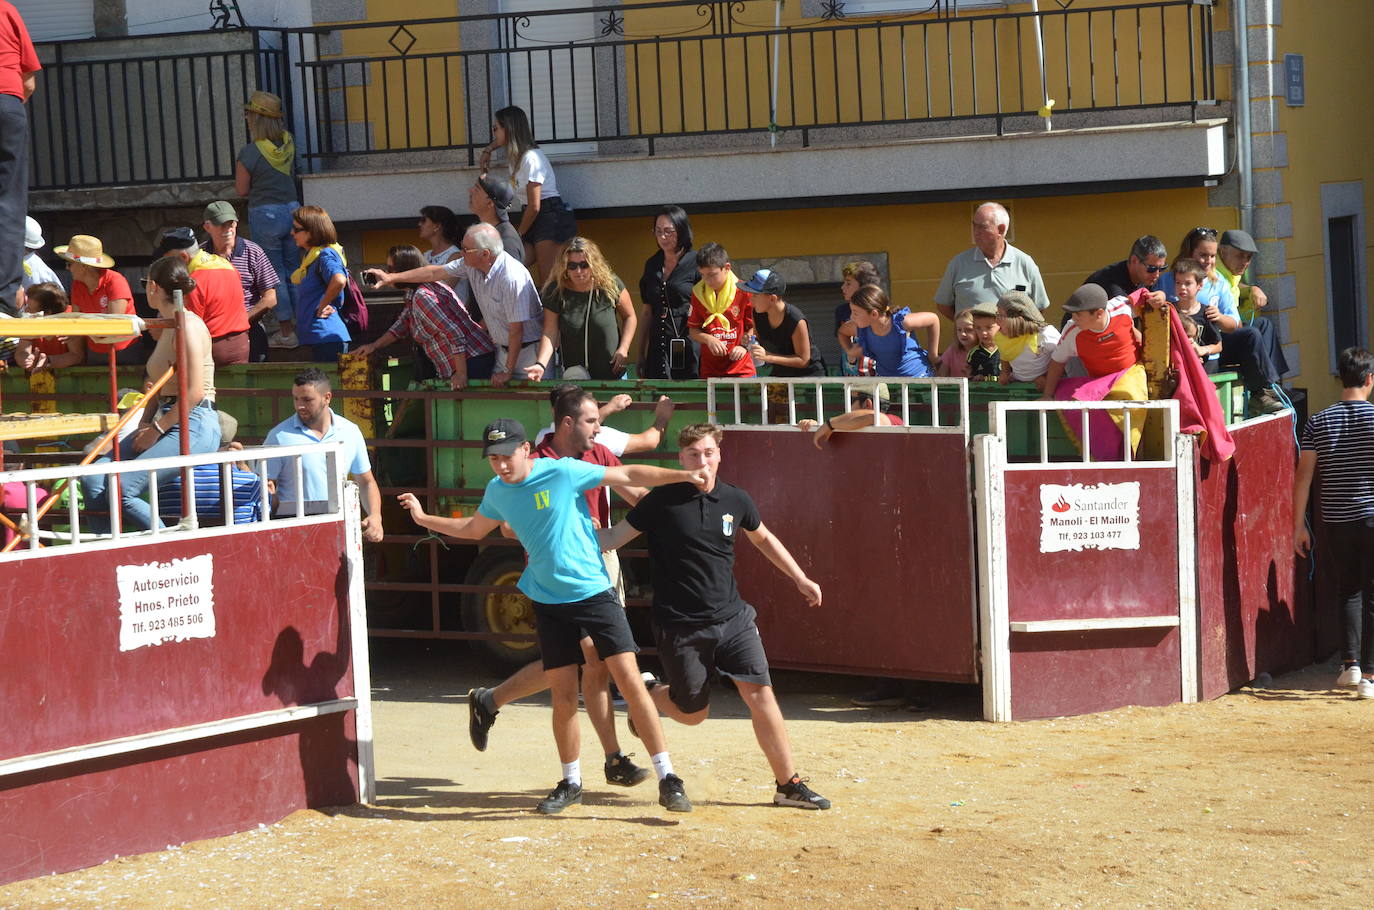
[749,333,764,369]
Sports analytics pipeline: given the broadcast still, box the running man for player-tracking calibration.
[398,418,705,814]
[599,423,832,809]
[467,386,653,791]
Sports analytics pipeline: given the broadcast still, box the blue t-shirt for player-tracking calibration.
[294,247,352,345]
[857,306,933,377]
[1155,273,1239,320]
[264,409,372,508]
[477,458,610,604]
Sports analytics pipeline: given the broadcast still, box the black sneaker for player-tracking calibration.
[658,773,692,812]
[536,779,583,815]
[774,775,831,810]
[605,753,652,787]
[467,687,498,752]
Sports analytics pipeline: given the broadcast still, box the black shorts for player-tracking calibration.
[533,589,638,670]
[653,602,772,714]
[522,196,577,245]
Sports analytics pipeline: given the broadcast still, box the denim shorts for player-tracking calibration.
[521,196,577,245]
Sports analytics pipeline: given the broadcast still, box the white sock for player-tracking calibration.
[651,752,674,781]
[562,759,581,787]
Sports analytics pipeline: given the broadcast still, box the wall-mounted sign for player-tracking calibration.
[1039,482,1141,554]
[1284,54,1305,107]
[117,554,217,651]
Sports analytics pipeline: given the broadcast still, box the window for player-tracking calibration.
[1321,182,1368,372]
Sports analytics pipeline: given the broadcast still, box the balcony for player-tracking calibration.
[27,0,1226,219]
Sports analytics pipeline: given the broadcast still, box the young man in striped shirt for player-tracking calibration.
[1294,347,1374,698]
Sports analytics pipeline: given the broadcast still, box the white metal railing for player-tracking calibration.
[987,399,1181,468]
[706,376,971,435]
[0,442,346,556]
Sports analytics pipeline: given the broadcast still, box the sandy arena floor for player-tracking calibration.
[3,643,1371,909]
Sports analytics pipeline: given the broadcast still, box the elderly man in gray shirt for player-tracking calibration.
[934,202,1051,320]
[364,223,542,387]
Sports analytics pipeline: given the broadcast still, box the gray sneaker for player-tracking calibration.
[774,775,832,810]
[536,779,583,815]
[658,773,692,812]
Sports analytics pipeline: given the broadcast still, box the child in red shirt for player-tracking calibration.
[687,242,755,379]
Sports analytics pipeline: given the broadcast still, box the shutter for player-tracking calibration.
[11,0,95,42]
[499,0,597,157]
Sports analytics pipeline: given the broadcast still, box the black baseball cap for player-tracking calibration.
[741,268,786,296]
[153,226,198,258]
[481,418,528,456]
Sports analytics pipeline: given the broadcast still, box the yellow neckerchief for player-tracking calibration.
[693,271,738,332]
[291,243,347,285]
[189,248,236,272]
[995,327,1042,363]
[255,132,295,176]
[22,258,31,277]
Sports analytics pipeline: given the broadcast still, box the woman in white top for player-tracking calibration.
[478,105,577,283]
[418,205,463,288]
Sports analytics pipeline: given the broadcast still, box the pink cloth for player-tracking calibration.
[1166,304,1235,462]
[939,344,971,378]
[1054,367,1138,462]
[1,482,49,546]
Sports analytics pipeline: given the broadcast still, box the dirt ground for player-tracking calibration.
[4,642,1371,909]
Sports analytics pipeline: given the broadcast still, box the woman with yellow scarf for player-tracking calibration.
[289,205,352,362]
[236,90,301,350]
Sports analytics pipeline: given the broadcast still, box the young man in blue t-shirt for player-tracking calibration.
[398,418,709,815]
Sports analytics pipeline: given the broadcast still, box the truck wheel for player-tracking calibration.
[461,547,540,672]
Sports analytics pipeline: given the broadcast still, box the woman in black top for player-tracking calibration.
[637,205,699,380]
[743,268,824,377]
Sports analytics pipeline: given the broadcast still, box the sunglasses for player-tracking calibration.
[1192,227,1218,237]
[566,260,591,271]
[1144,264,1168,274]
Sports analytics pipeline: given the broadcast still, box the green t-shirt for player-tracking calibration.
[543,276,626,379]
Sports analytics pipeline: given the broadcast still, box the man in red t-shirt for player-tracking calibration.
[155,227,251,365]
[464,386,654,789]
[687,242,755,379]
[1,0,40,315]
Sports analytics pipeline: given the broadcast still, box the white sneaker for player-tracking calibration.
[268,330,299,349]
[1337,664,1362,687]
[1358,678,1374,699]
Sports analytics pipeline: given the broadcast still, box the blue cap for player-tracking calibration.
[740,268,786,296]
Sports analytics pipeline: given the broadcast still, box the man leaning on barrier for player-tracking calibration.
[264,368,383,542]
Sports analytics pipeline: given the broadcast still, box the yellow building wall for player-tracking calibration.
[1262,0,1374,409]
[362,186,1234,351]
[322,0,1224,152]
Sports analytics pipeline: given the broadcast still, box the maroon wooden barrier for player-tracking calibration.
[722,430,978,683]
[1195,415,1310,699]
[1002,467,1183,719]
[0,523,361,884]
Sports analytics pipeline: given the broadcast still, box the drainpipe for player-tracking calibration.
[1234,0,1254,238]
[1030,0,1051,130]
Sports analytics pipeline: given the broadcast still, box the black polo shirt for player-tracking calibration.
[626,480,761,627]
[1084,260,1141,299]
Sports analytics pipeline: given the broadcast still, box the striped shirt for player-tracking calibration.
[388,282,495,376]
[226,237,280,312]
[1300,400,1374,522]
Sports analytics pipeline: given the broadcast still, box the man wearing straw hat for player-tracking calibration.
[0,1,41,316]
[53,234,143,365]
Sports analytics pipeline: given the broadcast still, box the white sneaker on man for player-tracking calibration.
[268,331,299,349]
[1358,678,1374,700]
[1337,664,1362,687]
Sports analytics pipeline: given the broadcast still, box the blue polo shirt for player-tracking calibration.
[264,409,371,508]
[476,457,610,604]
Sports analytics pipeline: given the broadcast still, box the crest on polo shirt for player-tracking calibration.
[722,513,735,537]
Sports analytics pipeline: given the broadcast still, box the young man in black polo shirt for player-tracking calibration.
[599,423,831,809]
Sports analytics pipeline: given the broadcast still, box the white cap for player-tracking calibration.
[24,217,44,250]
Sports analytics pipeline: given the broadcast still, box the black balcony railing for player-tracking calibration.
[28,0,1216,192]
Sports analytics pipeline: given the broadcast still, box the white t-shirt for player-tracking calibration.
[511,148,561,201]
[534,422,629,456]
[424,245,461,288]
[1004,324,1061,381]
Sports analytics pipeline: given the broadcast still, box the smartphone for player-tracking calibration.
[669,337,686,371]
